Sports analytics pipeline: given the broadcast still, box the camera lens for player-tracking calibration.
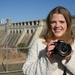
[57,42,72,57]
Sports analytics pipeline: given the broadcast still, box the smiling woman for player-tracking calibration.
[50,14,67,39]
[22,6,75,75]
[45,6,72,44]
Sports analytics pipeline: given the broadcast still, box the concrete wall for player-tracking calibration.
[0,17,75,47]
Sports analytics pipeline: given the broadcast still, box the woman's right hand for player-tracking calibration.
[46,40,58,62]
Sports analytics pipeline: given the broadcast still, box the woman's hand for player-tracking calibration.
[63,50,74,61]
[46,40,58,62]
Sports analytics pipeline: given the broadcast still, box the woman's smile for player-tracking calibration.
[54,28,62,32]
[50,14,67,38]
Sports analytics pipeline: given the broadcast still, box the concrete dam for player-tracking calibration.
[0,17,75,48]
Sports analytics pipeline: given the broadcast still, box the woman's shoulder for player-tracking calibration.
[30,37,46,48]
[34,37,45,43]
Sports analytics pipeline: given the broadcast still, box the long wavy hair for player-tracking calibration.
[43,6,74,45]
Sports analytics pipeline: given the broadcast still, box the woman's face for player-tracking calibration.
[50,14,67,39]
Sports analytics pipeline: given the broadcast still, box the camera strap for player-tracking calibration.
[63,66,73,75]
[63,66,67,75]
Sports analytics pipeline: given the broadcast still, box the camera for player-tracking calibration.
[53,40,72,57]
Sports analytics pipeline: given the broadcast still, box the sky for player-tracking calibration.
[0,0,75,23]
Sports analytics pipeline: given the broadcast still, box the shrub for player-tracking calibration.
[17,43,29,53]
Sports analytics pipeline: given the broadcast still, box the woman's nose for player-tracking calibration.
[55,22,60,27]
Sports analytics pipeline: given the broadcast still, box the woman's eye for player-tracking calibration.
[60,21,65,23]
[51,21,55,24]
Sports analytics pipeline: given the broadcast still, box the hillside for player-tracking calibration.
[0,49,27,64]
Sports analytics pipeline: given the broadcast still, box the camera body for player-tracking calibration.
[53,40,72,57]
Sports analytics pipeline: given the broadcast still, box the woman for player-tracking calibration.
[22,6,75,75]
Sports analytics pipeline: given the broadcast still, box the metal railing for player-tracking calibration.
[0,24,30,74]
[0,23,46,74]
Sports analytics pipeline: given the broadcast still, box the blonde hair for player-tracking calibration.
[43,6,74,45]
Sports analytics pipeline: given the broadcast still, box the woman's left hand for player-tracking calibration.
[63,50,74,60]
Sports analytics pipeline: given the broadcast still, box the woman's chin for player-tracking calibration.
[54,34,63,39]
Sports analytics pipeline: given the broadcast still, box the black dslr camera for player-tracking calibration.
[53,40,72,57]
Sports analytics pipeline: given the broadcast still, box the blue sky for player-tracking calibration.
[0,0,75,23]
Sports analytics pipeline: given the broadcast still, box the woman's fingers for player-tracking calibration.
[46,51,52,58]
[46,41,56,57]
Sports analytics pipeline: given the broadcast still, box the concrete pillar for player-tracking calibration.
[36,21,39,25]
[39,20,43,25]
[32,21,34,26]
[28,22,30,26]
[7,18,11,25]
[24,22,26,25]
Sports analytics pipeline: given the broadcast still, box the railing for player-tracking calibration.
[0,46,29,74]
[0,24,44,75]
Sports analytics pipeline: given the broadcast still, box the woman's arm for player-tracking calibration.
[22,38,58,75]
